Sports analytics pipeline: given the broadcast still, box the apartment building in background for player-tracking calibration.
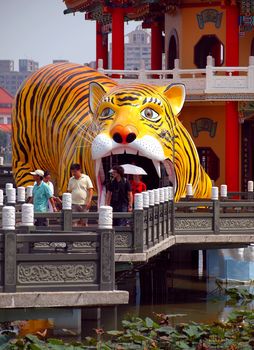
[109,26,151,69]
[0,59,39,96]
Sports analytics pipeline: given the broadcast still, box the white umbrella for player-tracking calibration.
[109,164,147,175]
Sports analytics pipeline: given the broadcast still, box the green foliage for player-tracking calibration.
[1,289,254,350]
[1,309,254,350]
[225,287,254,305]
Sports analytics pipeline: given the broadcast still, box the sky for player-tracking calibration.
[1,0,139,70]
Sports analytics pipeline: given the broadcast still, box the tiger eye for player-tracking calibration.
[101,108,110,117]
[144,108,153,118]
[100,107,114,119]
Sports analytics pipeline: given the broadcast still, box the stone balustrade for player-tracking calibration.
[97,56,254,100]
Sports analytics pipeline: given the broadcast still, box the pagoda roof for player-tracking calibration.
[0,124,11,133]
[63,0,180,23]
[0,87,13,115]
[63,1,251,28]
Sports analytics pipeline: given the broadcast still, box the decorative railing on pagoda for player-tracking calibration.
[98,56,254,100]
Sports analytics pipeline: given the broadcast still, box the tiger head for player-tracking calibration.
[90,82,212,204]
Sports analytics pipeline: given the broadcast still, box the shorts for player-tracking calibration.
[72,204,89,225]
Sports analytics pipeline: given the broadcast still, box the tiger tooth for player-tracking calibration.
[95,159,102,179]
[126,148,137,155]
[152,160,161,178]
[111,147,125,155]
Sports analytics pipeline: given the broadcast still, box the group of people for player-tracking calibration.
[29,163,147,226]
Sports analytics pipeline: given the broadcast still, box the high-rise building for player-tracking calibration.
[124,26,151,70]
[0,59,39,96]
[0,60,14,73]
[19,59,39,72]
[109,26,151,70]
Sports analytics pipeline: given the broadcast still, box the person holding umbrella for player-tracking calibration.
[106,165,133,225]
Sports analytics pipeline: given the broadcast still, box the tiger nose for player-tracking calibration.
[110,125,137,144]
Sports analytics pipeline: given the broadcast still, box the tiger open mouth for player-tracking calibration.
[92,134,176,206]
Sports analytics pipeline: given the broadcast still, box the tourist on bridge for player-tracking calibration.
[29,169,57,226]
[43,170,62,212]
[106,165,133,226]
[67,163,94,226]
[130,175,147,195]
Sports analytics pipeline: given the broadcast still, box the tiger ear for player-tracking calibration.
[162,83,186,116]
[89,82,109,114]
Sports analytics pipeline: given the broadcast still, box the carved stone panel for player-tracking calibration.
[175,218,212,231]
[73,241,97,249]
[17,262,96,284]
[115,232,132,248]
[220,218,254,230]
[33,241,97,250]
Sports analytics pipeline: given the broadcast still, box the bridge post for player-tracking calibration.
[212,200,220,234]
[170,200,175,235]
[61,210,73,231]
[151,206,156,244]
[247,181,254,200]
[4,230,17,292]
[99,228,115,290]
[133,209,144,253]
[61,193,73,231]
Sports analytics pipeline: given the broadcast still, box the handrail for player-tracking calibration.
[97,56,254,97]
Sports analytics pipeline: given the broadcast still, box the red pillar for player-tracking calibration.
[102,33,108,69]
[96,22,108,69]
[151,22,163,70]
[111,8,124,70]
[96,22,104,68]
[225,4,239,191]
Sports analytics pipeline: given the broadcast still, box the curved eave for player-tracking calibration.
[64,0,101,13]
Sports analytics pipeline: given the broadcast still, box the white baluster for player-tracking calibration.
[154,189,160,205]
[98,206,113,229]
[17,187,26,203]
[248,180,253,192]
[148,190,154,206]
[159,188,165,203]
[186,184,193,197]
[0,157,3,166]
[7,188,16,204]
[220,184,227,198]
[134,193,143,210]
[168,186,174,200]
[142,191,149,208]
[5,183,13,195]
[211,186,219,200]
[62,193,72,210]
[2,206,15,230]
[26,185,33,199]
[0,189,3,206]
[21,203,34,226]
[163,187,169,202]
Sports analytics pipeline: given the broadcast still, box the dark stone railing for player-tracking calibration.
[0,195,254,292]
[0,227,115,293]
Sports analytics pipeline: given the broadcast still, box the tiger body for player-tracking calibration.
[12,63,212,201]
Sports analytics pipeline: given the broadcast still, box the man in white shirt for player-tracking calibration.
[67,163,94,226]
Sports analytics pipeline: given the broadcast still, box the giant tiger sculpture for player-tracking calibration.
[12,63,212,203]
